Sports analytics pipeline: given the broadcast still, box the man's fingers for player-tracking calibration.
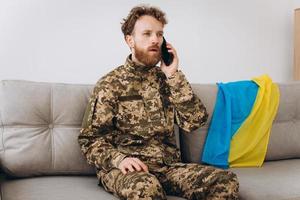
[126,164,135,172]
[120,166,127,175]
[133,158,149,172]
[131,160,142,171]
[141,163,148,172]
[166,43,178,57]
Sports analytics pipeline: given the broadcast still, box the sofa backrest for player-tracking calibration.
[180,82,300,163]
[0,80,95,177]
[0,80,300,177]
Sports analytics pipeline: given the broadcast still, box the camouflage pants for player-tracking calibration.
[97,162,239,200]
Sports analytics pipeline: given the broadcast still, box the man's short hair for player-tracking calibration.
[121,4,168,37]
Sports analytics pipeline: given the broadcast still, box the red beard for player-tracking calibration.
[134,45,161,66]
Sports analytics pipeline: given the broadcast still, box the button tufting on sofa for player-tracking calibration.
[1,80,300,200]
[48,124,54,129]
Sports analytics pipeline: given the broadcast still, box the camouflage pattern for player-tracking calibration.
[98,162,239,200]
[78,54,239,199]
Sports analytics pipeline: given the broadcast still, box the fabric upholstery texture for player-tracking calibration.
[1,80,300,200]
[0,80,95,176]
[1,175,185,200]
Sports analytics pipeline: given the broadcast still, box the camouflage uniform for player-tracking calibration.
[78,54,239,200]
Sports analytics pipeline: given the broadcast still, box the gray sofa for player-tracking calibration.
[0,79,300,200]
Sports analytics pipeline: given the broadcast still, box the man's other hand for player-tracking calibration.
[118,157,149,174]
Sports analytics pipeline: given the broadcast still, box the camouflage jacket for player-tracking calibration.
[78,54,208,172]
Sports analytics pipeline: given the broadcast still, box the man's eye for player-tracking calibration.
[143,32,151,36]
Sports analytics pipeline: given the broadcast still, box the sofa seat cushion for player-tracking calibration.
[1,175,185,200]
[230,159,300,200]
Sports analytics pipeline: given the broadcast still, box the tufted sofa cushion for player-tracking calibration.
[0,80,95,177]
[180,82,300,164]
[1,80,300,177]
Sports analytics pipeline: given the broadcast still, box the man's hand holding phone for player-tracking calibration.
[160,38,179,78]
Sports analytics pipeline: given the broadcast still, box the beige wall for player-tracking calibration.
[0,0,299,84]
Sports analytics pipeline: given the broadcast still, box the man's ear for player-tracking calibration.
[125,35,134,49]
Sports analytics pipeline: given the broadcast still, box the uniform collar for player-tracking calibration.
[125,54,157,74]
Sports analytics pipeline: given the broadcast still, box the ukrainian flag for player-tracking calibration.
[202,74,280,168]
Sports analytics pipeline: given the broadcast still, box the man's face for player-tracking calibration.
[127,15,164,66]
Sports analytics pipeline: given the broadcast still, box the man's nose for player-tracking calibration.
[150,34,159,44]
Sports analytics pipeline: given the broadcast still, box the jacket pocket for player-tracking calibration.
[117,95,145,126]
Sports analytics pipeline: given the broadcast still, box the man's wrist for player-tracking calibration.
[166,69,179,79]
[112,153,128,168]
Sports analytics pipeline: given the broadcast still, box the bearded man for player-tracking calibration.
[78,4,239,200]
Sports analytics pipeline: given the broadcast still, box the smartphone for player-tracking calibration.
[161,37,174,66]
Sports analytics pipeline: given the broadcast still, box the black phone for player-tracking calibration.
[161,37,174,66]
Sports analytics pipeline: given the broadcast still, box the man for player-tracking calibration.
[78,4,239,200]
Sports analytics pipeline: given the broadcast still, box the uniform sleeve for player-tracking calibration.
[78,84,127,172]
[166,70,209,132]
